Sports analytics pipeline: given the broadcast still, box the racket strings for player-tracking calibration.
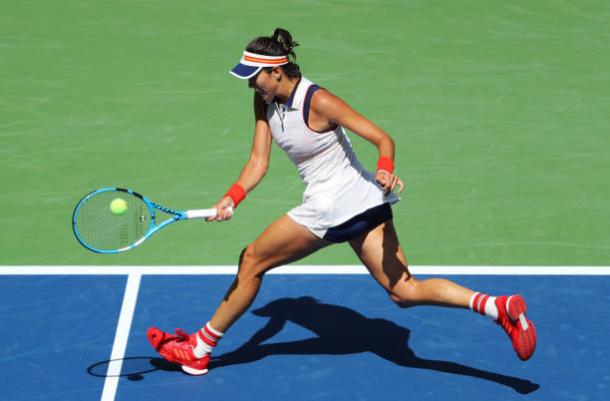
[74,191,151,251]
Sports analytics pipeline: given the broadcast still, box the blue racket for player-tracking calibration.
[72,187,231,253]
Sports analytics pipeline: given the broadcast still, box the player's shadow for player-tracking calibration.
[210,296,539,394]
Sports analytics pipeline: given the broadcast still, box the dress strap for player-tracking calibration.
[303,84,320,131]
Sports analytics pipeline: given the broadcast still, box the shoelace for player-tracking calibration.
[174,328,191,341]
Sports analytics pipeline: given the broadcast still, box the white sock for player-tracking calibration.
[193,322,224,358]
[469,292,498,320]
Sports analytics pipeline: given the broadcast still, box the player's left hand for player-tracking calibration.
[376,170,404,194]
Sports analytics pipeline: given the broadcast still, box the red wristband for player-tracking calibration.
[224,183,246,207]
[377,157,394,174]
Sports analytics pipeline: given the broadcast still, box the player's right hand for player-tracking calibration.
[207,196,235,222]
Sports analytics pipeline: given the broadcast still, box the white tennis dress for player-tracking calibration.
[266,77,399,238]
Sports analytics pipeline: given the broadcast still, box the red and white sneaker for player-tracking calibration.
[495,295,537,361]
[146,327,210,375]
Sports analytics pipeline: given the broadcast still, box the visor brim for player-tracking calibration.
[229,64,262,79]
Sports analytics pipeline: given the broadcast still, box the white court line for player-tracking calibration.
[100,273,141,401]
[1,265,610,275]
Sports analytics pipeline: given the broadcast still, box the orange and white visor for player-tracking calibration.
[230,51,289,79]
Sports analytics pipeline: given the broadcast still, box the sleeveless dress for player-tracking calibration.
[265,76,399,239]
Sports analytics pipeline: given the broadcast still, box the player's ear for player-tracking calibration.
[271,66,282,81]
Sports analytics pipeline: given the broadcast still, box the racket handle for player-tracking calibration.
[185,207,233,219]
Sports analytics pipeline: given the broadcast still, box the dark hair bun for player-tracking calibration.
[271,28,299,57]
[244,28,302,78]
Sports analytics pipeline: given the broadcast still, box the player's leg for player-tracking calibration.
[148,214,329,374]
[209,214,329,332]
[348,218,536,360]
[348,219,473,308]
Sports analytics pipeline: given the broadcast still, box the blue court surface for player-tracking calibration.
[1,266,609,401]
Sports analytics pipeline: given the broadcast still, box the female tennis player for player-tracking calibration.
[147,28,537,375]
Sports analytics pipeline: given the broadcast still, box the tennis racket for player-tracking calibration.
[72,187,231,253]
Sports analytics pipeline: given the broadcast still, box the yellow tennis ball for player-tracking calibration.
[110,198,128,215]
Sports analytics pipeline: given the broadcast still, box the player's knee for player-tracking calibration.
[388,277,420,308]
[389,293,416,308]
[238,244,257,270]
[237,244,265,279]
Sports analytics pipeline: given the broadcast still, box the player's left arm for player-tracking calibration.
[309,89,404,193]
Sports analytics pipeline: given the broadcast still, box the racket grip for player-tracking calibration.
[185,207,233,219]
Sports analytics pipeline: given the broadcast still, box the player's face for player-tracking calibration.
[248,70,279,102]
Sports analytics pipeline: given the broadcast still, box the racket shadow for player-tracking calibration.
[211,296,539,395]
[87,356,180,381]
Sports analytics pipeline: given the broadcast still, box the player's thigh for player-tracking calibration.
[348,219,412,291]
[243,214,329,273]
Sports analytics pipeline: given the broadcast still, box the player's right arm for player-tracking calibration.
[209,92,272,221]
[235,92,273,193]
